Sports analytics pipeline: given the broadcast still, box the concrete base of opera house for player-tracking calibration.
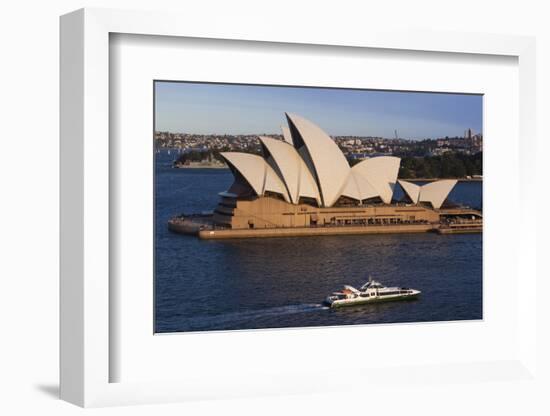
[168,218,482,239]
[204,222,435,239]
[167,195,482,239]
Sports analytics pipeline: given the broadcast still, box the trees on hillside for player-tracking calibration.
[398,153,482,179]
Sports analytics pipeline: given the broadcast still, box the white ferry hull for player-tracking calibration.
[325,290,420,308]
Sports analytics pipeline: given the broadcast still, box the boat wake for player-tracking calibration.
[182,303,329,330]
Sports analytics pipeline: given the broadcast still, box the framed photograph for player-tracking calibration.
[154,81,483,334]
[60,8,539,408]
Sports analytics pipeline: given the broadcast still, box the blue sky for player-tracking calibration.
[155,81,482,140]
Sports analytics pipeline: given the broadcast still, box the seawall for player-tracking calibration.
[197,223,436,239]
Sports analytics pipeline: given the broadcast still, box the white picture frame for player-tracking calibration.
[60,7,538,408]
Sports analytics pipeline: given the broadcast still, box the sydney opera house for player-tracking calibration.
[169,113,482,239]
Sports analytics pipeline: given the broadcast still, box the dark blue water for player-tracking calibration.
[155,151,482,333]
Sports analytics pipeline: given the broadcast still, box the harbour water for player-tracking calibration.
[155,151,482,333]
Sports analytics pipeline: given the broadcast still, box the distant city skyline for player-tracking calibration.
[154,81,483,140]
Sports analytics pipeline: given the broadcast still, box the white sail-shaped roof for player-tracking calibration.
[285,113,350,207]
[418,179,457,209]
[264,167,289,200]
[398,180,420,204]
[352,156,401,204]
[258,136,321,205]
[340,170,379,202]
[220,152,290,202]
[281,125,293,145]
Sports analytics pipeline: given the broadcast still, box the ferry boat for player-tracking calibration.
[324,276,420,308]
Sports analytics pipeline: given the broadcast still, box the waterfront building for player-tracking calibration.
[170,113,482,239]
